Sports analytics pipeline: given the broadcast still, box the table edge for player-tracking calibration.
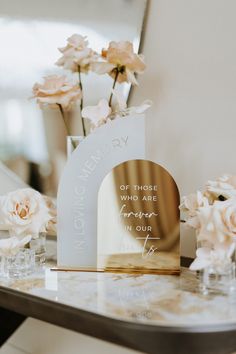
[0,283,236,354]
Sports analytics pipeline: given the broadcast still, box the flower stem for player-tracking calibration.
[78,65,86,137]
[109,68,119,107]
[57,104,76,150]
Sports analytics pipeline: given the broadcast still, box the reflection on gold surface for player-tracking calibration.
[98,159,180,274]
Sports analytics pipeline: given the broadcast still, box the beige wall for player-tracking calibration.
[131,0,236,257]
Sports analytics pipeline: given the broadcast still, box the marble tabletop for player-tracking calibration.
[0,263,236,330]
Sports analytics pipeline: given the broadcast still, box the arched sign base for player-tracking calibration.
[57,115,146,268]
[57,114,180,274]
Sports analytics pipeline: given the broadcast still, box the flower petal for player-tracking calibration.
[91,61,115,74]
[190,256,211,271]
[82,99,111,126]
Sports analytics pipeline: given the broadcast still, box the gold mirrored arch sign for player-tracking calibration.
[98,159,180,275]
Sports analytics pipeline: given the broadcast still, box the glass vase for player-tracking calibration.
[29,233,46,267]
[67,136,84,157]
[1,249,35,279]
[199,261,236,295]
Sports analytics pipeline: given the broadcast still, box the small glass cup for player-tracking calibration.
[30,233,46,267]
[67,136,84,157]
[4,249,35,279]
[199,261,236,295]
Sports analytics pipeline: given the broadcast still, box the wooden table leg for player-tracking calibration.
[0,307,26,347]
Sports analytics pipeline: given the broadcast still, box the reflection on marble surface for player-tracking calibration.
[1,263,236,328]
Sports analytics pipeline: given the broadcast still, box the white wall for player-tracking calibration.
[131,0,236,256]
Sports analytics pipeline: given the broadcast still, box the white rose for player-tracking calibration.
[205,174,236,201]
[197,197,236,246]
[190,244,235,271]
[0,189,51,237]
[179,191,209,229]
[0,235,32,257]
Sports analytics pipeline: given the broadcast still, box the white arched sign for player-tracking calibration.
[57,115,146,268]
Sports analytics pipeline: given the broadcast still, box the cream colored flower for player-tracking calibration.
[60,34,89,51]
[179,191,209,229]
[0,235,32,257]
[56,34,97,73]
[82,99,111,129]
[190,244,235,271]
[112,89,152,115]
[0,189,51,238]
[205,174,236,201]
[32,75,82,109]
[197,198,236,246]
[92,41,146,85]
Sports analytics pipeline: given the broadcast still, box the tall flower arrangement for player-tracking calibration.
[180,175,236,270]
[32,34,151,137]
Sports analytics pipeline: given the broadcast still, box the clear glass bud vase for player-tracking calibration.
[199,261,236,295]
[29,233,46,267]
[67,136,84,158]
